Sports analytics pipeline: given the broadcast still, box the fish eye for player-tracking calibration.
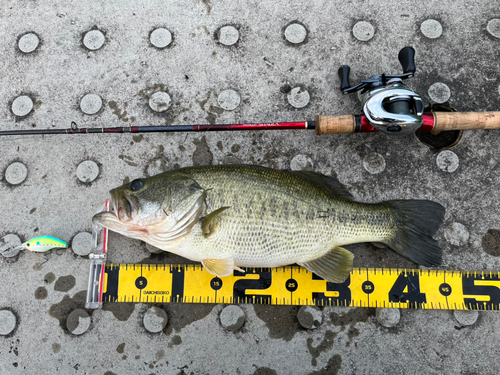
[130,179,144,191]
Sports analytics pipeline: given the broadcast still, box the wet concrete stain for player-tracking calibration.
[49,290,87,329]
[167,335,182,348]
[155,349,165,361]
[231,144,240,153]
[44,272,55,284]
[102,302,135,321]
[254,305,299,341]
[108,101,130,122]
[118,154,139,167]
[209,105,223,115]
[196,91,211,112]
[216,141,223,151]
[482,229,500,256]
[35,286,47,299]
[201,0,212,14]
[132,134,143,143]
[330,307,375,329]
[52,343,61,353]
[138,84,168,98]
[329,308,375,348]
[116,343,125,354]
[307,330,338,367]
[163,303,214,335]
[32,263,43,271]
[253,367,278,375]
[192,136,213,166]
[308,354,342,375]
[54,275,76,292]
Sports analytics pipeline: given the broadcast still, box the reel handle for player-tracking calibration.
[398,47,416,75]
[338,66,351,92]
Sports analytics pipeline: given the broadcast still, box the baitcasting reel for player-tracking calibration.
[338,47,424,135]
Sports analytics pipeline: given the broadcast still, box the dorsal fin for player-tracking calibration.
[202,206,230,237]
[290,171,353,200]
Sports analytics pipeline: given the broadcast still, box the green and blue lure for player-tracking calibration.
[15,236,67,253]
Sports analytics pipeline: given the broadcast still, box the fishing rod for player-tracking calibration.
[1,47,498,138]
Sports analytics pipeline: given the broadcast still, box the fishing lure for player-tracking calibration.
[14,236,67,253]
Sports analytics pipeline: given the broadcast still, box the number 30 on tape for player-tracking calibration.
[101,264,500,311]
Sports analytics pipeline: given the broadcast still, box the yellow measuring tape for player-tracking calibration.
[101,264,500,310]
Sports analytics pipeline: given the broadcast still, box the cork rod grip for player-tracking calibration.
[315,115,356,135]
[432,112,500,133]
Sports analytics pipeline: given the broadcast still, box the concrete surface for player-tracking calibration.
[1,0,500,374]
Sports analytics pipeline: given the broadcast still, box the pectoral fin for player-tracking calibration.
[202,206,230,237]
[298,247,354,283]
[202,258,235,277]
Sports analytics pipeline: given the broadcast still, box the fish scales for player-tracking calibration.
[93,164,445,283]
[154,165,395,266]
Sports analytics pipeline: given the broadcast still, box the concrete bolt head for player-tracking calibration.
[143,307,168,333]
[83,29,105,50]
[454,310,479,326]
[363,152,386,174]
[220,305,245,331]
[297,306,323,329]
[420,19,443,39]
[146,243,163,254]
[11,95,34,117]
[150,28,172,48]
[290,154,313,171]
[71,232,92,256]
[353,21,375,41]
[80,94,103,115]
[428,82,451,104]
[66,309,91,335]
[18,33,40,53]
[5,162,28,185]
[218,89,241,111]
[76,160,100,183]
[436,150,459,173]
[444,222,470,246]
[218,26,239,46]
[376,308,400,327]
[284,23,307,44]
[287,87,310,108]
[0,234,22,258]
[149,92,172,112]
[486,19,500,38]
[0,310,17,335]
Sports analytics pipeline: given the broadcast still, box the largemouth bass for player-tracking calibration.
[93,165,445,283]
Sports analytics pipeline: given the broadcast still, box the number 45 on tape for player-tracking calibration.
[86,202,500,311]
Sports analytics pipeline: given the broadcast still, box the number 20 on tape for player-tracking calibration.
[101,264,500,311]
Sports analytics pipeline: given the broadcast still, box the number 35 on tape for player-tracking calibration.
[100,264,500,311]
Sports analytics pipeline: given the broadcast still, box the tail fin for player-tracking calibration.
[383,200,445,266]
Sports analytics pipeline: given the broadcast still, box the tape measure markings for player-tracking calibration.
[101,264,500,310]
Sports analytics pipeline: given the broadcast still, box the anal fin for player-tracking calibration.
[298,247,354,283]
[202,258,235,277]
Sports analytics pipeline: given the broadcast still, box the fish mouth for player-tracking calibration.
[92,192,148,237]
[91,190,145,236]
[110,190,139,223]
